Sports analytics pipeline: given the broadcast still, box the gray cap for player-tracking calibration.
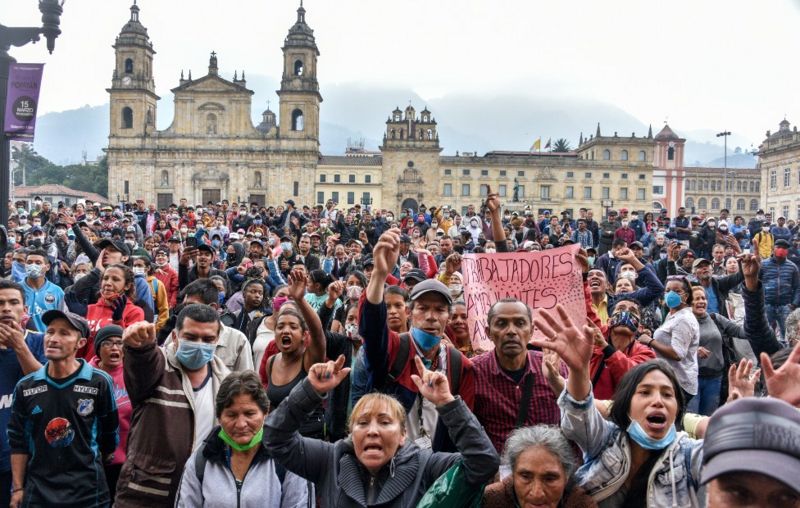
[701,397,800,487]
[408,278,453,305]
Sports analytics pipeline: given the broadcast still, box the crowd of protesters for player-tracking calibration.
[0,191,799,508]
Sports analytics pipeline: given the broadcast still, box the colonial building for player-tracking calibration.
[107,2,737,218]
[682,166,761,217]
[758,119,800,220]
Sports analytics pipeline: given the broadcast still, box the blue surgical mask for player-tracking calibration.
[211,239,221,248]
[587,256,596,266]
[627,420,677,450]
[25,263,43,279]
[664,290,682,309]
[280,242,292,252]
[175,339,216,370]
[410,327,441,352]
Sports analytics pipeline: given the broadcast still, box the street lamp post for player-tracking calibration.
[0,0,64,227]
[716,131,731,211]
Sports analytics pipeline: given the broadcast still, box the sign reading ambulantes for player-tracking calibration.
[461,244,586,351]
[3,63,44,141]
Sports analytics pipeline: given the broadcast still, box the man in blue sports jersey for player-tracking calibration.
[21,249,64,332]
[0,280,44,507]
[8,309,118,508]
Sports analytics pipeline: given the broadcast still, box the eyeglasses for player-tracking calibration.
[100,340,124,349]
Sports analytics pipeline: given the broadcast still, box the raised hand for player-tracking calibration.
[542,348,565,396]
[761,342,800,406]
[286,267,307,301]
[740,252,760,279]
[586,317,607,348]
[531,305,594,399]
[411,356,456,406]
[726,358,760,402]
[123,321,156,349]
[575,249,589,274]
[485,188,501,214]
[372,228,401,277]
[307,355,351,395]
[326,280,345,304]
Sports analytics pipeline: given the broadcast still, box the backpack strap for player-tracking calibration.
[388,333,411,384]
[151,278,159,296]
[446,347,462,395]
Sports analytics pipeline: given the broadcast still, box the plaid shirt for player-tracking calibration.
[472,350,564,453]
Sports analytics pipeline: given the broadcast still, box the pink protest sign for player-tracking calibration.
[461,244,586,351]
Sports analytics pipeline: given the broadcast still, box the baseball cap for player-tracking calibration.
[42,310,90,338]
[361,256,374,268]
[399,234,412,244]
[96,238,131,257]
[284,200,296,207]
[94,324,124,357]
[403,268,427,283]
[678,248,695,261]
[196,243,215,254]
[775,239,791,248]
[408,278,452,305]
[692,258,712,270]
[701,397,800,487]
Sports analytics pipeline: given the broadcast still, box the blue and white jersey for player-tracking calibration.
[22,278,65,332]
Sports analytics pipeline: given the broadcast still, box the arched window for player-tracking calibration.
[254,171,262,188]
[160,170,169,187]
[750,199,759,211]
[124,58,133,74]
[698,197,707,209]
[206,113,217,134]
[400,129,404,140]
[146,108,153,126]
[736,181,741,192]
[427,129,433,140]
[121,107,133,129]
[685,197,695,210]
[390,129,396,139]
[638,150,646,161]
[668,147,675,160]
[620,150,628,161]
[736,199,745,211]
[293,59,304,76]
[711,198,720,210]
[603,149,611,160]
[725,198,731,210]
[419,130,424,140]
[291,109,304,131]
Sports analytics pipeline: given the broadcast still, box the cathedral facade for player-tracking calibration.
[107,3,706,217]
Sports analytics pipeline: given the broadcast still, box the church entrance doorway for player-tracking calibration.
[202,189,221,205]
[400,198,418,215]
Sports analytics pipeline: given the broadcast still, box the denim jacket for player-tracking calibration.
[559,390,703,508]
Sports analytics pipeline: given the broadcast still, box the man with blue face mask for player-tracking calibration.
[21,249,64,333]
[359,228,475,452]
[116,304,229,507]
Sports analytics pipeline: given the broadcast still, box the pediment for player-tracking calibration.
[171,74,253,96]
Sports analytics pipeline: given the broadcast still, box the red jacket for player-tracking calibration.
[154,265,179,307]
[590,340,656,400]
[82,298,145,360]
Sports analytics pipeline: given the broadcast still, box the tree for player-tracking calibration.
[10,146,108,197]
[553,138,571,152]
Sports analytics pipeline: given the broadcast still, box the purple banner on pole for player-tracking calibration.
[3,63,45,141]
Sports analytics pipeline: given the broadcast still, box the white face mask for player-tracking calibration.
[180,228,188,234]
[132,267,146,276]
[449,284,463,297]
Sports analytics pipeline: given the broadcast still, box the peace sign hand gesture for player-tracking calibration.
[411,356,456,407]
[307,355,351,396]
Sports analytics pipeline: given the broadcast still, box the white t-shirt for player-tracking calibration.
[252,321,275,372]
[192,373,215,449]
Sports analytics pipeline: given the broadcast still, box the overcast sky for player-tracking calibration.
[5,0,799,146]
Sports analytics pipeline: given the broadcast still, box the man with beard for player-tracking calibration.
[178,244,228,291]
[295,233,321,272]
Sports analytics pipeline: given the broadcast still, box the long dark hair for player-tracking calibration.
[609,360,686,431]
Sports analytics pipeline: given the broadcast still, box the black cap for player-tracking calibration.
[196,243,215,254]
[94,324,124,356]
[168,236,181,243]
[409,278,453,305]
[280,235,293,242]
[284,200,296,207]
[95,238,131,257]
[361,256,374,267]
[403,268,427,283]
[775,239,791,248]
[399,234,412,243]
[42,310,90,338]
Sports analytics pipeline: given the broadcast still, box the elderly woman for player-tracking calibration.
[482,425,596,508]
[532,306,704,507]
[265,355,499,507]
[176,371,309,507]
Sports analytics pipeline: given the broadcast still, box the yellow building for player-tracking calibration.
[758,119,800,220]
[683,166,761,217]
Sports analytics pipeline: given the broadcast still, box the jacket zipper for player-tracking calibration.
[235,479,242,508]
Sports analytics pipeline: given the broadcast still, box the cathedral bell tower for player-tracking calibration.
[277,1,322,143]
[107,1,159,138]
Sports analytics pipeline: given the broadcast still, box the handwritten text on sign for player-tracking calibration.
[461,244,586,351]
